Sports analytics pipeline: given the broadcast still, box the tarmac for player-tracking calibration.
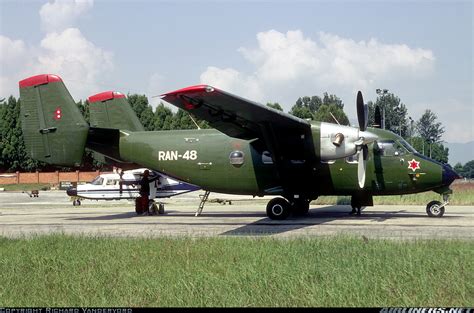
[0,190,472,240]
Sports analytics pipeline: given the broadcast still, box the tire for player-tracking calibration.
[426,201,445,217]
[158,203,165,214]
[77,200,81,206]
[266,197,291,220]
[292,200,310,216]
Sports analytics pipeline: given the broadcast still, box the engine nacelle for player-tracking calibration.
[318,122,376,161]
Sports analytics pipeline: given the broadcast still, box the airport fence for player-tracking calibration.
[0,170,109,185]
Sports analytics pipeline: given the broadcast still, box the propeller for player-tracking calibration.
[355,91,373,189]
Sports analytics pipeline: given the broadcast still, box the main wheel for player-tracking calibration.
[426,201,445,217]
[292,199,310,216]
[266,197,291,220]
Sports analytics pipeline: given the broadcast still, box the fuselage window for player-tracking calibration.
[262,151,274,164]
[106,179,117,186]
[229,150,245,166]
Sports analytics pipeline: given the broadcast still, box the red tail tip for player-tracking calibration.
[88,91,125,103]
[19,74,62,88]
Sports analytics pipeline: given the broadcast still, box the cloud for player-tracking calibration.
[200,30,435,107]
[35,28,114,98]
[0,36,33,97]
[0,0,114,101]
[39,0,94,32]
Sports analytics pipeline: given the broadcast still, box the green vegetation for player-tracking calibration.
[314,184,474,206]
[0,235,471,307]
[0,183,50,191]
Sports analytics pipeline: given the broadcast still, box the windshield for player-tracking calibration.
[376,140,407,156]
[90,176,104,185]
[398,138,418,154]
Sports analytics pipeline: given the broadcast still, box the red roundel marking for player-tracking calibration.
[54,107,62,120]
[408,159,420,172]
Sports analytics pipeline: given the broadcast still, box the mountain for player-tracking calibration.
[445,141,474,165]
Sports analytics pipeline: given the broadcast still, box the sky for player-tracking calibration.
[1,0,472,143]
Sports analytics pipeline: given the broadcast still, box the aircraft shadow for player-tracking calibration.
[220,205,460,236]
[67,205,461,236]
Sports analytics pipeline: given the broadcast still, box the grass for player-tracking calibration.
[0,235,472,307]
[314,181,474,206]
[0,183,51,191]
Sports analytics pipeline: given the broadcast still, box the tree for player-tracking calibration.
[416,110,445,143]
[313,104,350,125]
[322,92,343,109]
[409,136,449,163]
[368,93,409,137]
[76,100,90,123]
[455,160,474,179]
[289,96,322,119]
[128,94,155,130]
[153,103,174,130]
[0,96,41,172]
[266,102,283,111]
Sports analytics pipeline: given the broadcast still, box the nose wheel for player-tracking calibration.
[426,201,444,217]
[426,193,449,217]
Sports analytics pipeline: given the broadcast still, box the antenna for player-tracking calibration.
[329,111,341,125]
[188,114,201,130]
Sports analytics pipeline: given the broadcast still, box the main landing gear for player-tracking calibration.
[426,193,450,217]
[266,197,311,220]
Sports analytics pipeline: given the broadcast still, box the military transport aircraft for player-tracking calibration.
[18,74,459,219]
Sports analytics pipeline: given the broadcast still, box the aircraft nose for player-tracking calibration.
[442,164,460,186]
[66,187,77,197]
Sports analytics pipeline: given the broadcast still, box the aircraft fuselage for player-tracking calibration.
[119,123,452,199]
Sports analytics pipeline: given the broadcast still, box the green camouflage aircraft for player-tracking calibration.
[19,74,459,219]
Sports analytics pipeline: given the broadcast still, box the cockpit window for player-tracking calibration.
[376,140,406,156]
[91,177,104,185]
[398,138,418,153]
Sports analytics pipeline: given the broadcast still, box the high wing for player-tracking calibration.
[161,85,311,140]
[161,85,316,196]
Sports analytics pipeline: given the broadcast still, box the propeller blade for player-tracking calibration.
[357,145,368,188]
[357,91,367,131]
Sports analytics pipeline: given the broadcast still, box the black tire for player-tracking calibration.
[292,200,310,216]
[266,197,291,220]
[77,200,81,206]
[426,201,445,217]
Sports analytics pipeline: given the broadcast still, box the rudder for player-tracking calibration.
[19,74,89,166]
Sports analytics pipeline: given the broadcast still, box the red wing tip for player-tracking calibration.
[19,74,62,88]
[88,91,126,103]
[161,84,215,98]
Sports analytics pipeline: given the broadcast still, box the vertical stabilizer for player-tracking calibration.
[88,91,145,131]
[19,74,89,166]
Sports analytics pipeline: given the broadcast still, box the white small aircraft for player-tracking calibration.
[66,168,200,208]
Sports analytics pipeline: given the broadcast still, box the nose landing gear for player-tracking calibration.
[426,193,450,217]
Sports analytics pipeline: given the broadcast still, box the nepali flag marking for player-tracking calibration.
[54,107,62,120]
